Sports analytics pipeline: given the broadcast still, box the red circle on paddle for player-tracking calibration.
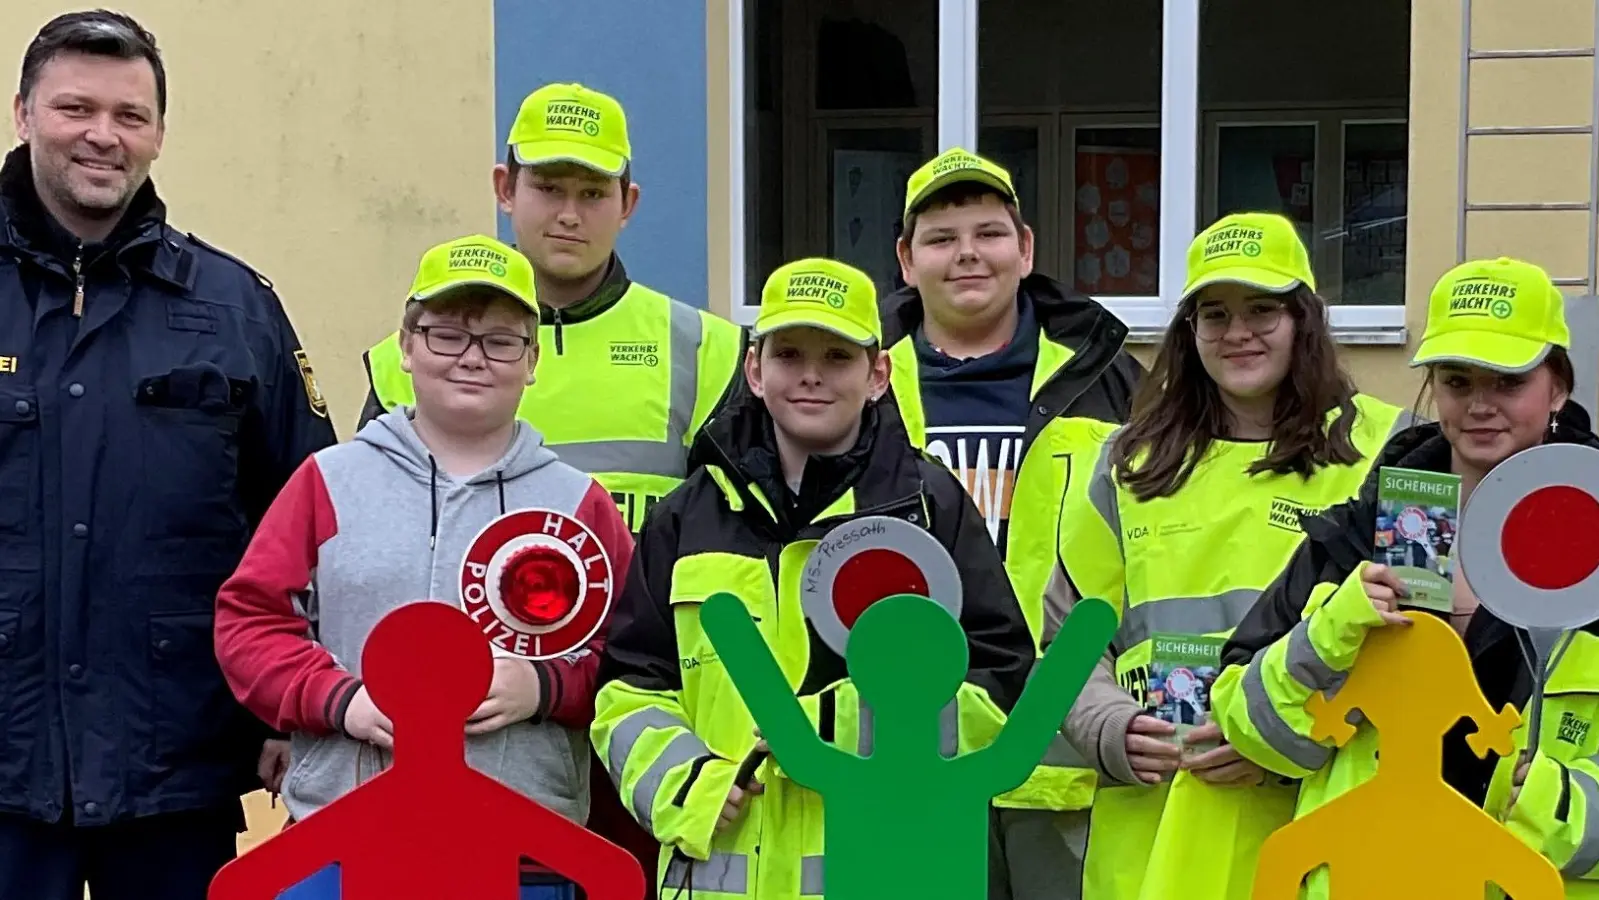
[1501,484,1599,591]
[833,548,929,628]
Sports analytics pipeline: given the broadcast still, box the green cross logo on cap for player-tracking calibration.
[1490,299,1513,319]
[583,120,600,136]
[489,262,507,277]
[827,292,846,309]
[1242,241,1262,258]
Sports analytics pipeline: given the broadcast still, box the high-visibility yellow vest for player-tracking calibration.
[366,282,745,531]
[888,333,1117,812]
[1061,394,1412,900]
[590,469,1015,900]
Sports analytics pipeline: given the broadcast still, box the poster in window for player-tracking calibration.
[1074,146,1160,296]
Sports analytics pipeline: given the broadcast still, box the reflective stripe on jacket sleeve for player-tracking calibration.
[1214,566,1383,777]
[592,680,737,861]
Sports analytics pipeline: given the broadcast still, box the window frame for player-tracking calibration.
[726,0,1410,343]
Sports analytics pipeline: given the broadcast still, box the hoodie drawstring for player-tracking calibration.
[496,470,506,514]
[429,455,439,551]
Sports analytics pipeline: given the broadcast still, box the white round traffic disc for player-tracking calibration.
[799,515,963,657]
[1457,443,1599,631]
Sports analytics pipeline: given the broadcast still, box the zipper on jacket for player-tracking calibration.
[552,308,565,355]
[71,242,85,317]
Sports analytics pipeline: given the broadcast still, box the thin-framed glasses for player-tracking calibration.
[1190,299,1289,342]
[412,325,531,362]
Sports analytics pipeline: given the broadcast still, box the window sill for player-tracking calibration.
[1124,323,1410,346]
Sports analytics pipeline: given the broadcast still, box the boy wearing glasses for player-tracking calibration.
[214,235,633,900]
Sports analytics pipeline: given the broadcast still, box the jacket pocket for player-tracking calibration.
[148,611,234,768]
[281,732,360,822]
[0,387,39,539]
[668,553,776,760]
[134,367,246,540]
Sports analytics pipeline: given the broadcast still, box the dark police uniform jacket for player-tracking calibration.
[0,145,337,827]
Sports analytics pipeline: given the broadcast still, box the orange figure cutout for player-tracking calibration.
[1252,611,1563,900]
[208,601,645,900]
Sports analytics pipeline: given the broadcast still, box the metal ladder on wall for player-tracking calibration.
[1457,0,1599,409]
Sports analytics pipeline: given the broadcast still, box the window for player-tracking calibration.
[731,0,1411,341]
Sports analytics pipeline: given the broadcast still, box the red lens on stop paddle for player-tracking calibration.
[832,548,930,628]
[499,546,580,626]
[1501,484,1599,591]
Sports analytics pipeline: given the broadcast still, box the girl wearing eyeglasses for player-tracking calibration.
[1041,212,1411,900]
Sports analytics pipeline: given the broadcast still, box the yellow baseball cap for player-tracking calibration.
[754,258,881,346]
[408,235,538,313]
[1411,257,1571,374]
[903,147,1018,216]
[1181,212,1316,301]
[506,82,631,176]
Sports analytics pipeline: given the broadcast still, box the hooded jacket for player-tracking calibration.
[215,409,632,826]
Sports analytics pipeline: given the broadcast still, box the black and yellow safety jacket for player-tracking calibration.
[590,391,1036,899]
[1216,401,1599,900]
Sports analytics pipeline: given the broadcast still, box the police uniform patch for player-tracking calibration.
[294,349,328,418]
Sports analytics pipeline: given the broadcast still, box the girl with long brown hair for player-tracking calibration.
[1044,212,1412,900]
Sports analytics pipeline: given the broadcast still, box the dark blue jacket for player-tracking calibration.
[0,145,337,826]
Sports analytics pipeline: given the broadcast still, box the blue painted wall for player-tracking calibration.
[493,0,709,309]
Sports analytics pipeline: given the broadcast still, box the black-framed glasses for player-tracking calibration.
[412,325,531,362]
[1190,299,1289,342]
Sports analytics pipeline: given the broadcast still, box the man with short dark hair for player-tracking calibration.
[0,10,336,899]
[883,147,1145,900]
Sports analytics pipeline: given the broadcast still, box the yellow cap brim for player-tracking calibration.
[753,308,877,346]
[1181,268,1303,301]
[411,279,538,314]
[512,141,627,177]
[1410,330,1553,374]
[905,171,1016,216]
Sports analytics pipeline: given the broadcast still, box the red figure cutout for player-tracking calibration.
[209,601,646,900]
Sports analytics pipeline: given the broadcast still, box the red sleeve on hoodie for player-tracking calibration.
[215,456,361,736]
[533,479,636,730]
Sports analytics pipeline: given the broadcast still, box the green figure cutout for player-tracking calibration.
[701,590,1117,900]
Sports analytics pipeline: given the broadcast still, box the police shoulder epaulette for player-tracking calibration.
[182,232,275,290]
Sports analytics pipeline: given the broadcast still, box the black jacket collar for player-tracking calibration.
[690,389,924,536]
[0,143,167,269]
[537,254,632,325]
[880,271,1129,353]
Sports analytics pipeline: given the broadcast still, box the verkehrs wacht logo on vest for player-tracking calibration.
[1447,277,1516,319]
[786,271,849,309]
[449,244,509,277]
[545,101,603,138]
[1203,226,1265,261]
[609,341,660,367]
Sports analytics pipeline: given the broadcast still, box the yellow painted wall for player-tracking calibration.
[1,0,499,442]
[0,0,497,853]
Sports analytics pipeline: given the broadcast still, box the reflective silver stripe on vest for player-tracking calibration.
[1283,618,1343,693]
[660,852,825,895]
[545,300,703,478]
[858,700,960,758]
[1241,645,1332,772]
[801,855,825,895]
[1114,588,1262,656]
[605,708,709,828]
[1566,763,1599,876]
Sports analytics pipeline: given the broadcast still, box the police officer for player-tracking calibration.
[0,11,336,900]
[360,82,749,534]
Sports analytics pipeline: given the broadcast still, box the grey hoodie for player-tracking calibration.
[216,409,633,828]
